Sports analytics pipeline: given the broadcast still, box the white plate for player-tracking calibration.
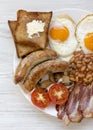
[14,8,92,117]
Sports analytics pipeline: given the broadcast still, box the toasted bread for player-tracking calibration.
[8,20,40,58]
[14,10,52,48]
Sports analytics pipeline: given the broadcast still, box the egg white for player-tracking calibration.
[76,15,93,54]
[49,15,78,58]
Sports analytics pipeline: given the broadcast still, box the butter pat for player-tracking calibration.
[26,20,45,38]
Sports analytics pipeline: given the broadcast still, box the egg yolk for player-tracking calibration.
[84,33,93,51]
[50,26,69,42]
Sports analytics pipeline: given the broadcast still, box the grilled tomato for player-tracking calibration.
[31,88,50,108]
[49,83,69,105]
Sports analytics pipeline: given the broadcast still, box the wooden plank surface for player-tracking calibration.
[0,0,93,129]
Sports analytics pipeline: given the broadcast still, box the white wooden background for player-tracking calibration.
[0,0,93,130]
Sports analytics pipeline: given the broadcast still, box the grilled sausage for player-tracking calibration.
[23,60,68,91]
[14,49,58,83]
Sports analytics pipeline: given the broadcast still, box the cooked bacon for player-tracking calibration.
[57,82,93,125]
[79,82,93,118]
[57,105,70,125]
[66,83,83,122]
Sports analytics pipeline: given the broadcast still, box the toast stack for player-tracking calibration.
[8,10,52,58]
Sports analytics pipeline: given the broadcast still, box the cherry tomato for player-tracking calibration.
[49,83,69,105]
[31,88,50,108]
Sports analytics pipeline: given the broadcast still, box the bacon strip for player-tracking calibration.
[57,82,93,125]
[66,83,83,122]
[57,105,70,125]
[79,82,93,118]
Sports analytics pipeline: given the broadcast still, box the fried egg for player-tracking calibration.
[76,15,93,54]
[49,14,78,58]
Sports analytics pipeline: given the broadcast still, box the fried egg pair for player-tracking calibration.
[49,14,78,58]
[76,15,93,53]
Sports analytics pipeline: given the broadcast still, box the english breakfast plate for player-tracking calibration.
[13,8,91,118]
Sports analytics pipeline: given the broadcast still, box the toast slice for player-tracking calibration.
[14,10,52,48]
[8,20,40,58]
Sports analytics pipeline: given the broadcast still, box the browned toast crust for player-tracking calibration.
[8,20,40,58]
[14,10,52,48]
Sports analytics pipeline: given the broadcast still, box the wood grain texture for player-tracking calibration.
[0,0,93,129]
